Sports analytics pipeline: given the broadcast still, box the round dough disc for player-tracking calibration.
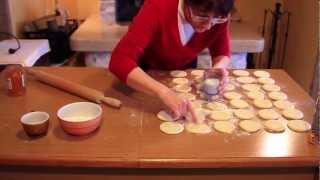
[263,84,281,92]
[224,84,236,91]
[157,110,178,122]
[287,120,311,132]
[178,93,196,101]
[173,84,192,93]
[172,78,189,85]
[236,77,256,84]
[206,102,228,111]
[209,111,233,121]
[191,100,205,109]
[242,84,261,92]
[268,91,288,101]
[264,120,285,133]
[185,123,212,134]
[274,100,295,110]
[160,122,184,135]
[185,108,207,123]
[224,92,242,100]
[239,120,261,133]
[258,77,275,85]
[258,109,280,120]
[213,121,236,134]
[233,70,250,77]
[230,99,249,109]
[191,70,205,77]
[253,99,273,109]
[253,70,271,78]
[234,109,255,120]
[247,91,265,100]
[282,109,304,119]
[170,70,187,78]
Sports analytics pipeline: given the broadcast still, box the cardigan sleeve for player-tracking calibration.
[109,0,159,82]
[209,21,231,62]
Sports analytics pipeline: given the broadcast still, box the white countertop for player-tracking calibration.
[70,14,264,53]
[0,39,50,67]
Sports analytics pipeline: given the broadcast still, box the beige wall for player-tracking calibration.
[282,0,318,90]
[9,0,55,35]
[8,0,99,35]
[236,0,281,26]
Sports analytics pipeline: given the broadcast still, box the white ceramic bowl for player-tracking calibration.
[57,102,102,136]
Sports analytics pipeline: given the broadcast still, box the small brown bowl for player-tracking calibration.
[20,112,49,137]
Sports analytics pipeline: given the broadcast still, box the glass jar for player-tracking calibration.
[3,65,26,96]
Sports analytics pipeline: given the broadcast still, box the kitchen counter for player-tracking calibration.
[0,39,50,67]
[70,14,265,53]
[0,67,319,180]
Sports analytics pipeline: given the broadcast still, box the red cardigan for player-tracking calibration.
[109,0,230,82]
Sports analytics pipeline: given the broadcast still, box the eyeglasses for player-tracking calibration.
[188,7,229,25]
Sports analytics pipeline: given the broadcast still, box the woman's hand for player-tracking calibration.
[205,68,229,94]
[157,88,199,123]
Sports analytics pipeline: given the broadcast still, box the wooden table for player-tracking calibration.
[0,67,319,180]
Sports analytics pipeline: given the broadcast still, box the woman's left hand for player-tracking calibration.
[205,68,229,94]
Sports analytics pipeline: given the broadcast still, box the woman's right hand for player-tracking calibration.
[157,87,198,123]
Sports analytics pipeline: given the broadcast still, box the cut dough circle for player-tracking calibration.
[209,111,233,121]
[160,122,184,135]
[178,93,196,101]
[172,78,189,85]
[264,120,285,133]
[185,108,207,123]
[273,100,295,110]
[287,120,311,132]
[173,84,192,93]
[213,121,236,134]
[268,91,288,101]
[236,77,256,84]
[241,84,261,92]
[262,84,281,92]
[206,102,228,111]
[170,70,187,78]
[239,120,261,133]
[247,91,265,100]
[233,70,250,77]
[282,109,304,119]
[258,77,275,85]
[224,92,242,100]
[185,123,212,134]
[230,99,249,109]
[253,70,271,78]
[191,70,205,77]
[258,109,280,120]
[224,84,236,91]
[253,99,273,109]
[157,110,178,122]
[234,109,255,120]
[191,100,205,109]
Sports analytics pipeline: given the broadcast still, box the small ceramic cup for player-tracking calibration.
[20,112,50,137]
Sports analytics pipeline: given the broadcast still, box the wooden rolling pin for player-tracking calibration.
[26,68,122,108]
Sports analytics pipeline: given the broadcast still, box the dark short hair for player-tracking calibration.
[185,0,235,17]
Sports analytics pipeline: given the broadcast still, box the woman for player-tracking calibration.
[109,0,234,122]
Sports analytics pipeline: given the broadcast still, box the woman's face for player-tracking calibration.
[184,5,228,33]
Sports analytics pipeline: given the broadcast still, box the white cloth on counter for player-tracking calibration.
[86,51,247,70]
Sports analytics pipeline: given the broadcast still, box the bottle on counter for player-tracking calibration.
[3,64,26,97]
[100,0,116,24]
[310,93,320,145]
